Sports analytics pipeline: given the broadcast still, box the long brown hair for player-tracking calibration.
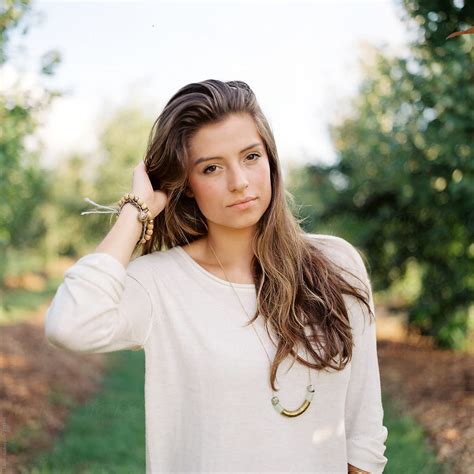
[138,79,374,391]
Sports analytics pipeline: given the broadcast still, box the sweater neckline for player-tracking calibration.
[174,245,256,290]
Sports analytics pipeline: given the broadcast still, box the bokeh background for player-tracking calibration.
[0,0,472,472]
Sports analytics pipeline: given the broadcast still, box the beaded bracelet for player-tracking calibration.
[81,192,154,247]
[118,193,154,245]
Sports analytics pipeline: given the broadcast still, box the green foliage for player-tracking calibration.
[0,0,33,65]
[0,0,63,292]
[0,275,63,325]
[289,2,473,349]
[77,105,154,246]
[0,3,154,281]
[95,106,153,203]
[39,154,97,258]
[32,104,154,261]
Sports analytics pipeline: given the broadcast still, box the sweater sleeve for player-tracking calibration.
[340,241,389,474]
[44,252,154,353]
[308,234,389,473]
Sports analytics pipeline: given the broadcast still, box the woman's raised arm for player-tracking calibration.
[44,250,154,353]
[44,161,169,353]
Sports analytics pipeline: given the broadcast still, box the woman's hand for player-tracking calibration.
[131,161,170,219]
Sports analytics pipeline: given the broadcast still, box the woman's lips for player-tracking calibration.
[228,197,258,210]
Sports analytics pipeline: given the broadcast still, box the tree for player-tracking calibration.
[289,0,473,349]
[40,153,96,259]
[78,105,155,246]
[0,0,62,288]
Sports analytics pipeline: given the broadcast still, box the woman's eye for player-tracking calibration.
[203,153,260,174]
[203,165,218,174]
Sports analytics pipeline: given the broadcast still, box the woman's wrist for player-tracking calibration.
[119,202,144,237]
[118,193,156,245]
[94,202,144,268]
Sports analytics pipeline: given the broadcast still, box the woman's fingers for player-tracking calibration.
[131,161,169,218]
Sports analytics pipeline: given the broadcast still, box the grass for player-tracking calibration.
[19,351,450,473]
[382,391,449,474]
[22,350,146,474]
[0,252,459,472]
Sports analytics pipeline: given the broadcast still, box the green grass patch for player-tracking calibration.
[20,351,450,473]
[6,421,45,456]
[382,391,449,473]
[23,350,146,474]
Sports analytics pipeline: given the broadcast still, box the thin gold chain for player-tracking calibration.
[207,242,313,391]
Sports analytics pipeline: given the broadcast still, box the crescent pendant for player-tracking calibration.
[271,384,315,417]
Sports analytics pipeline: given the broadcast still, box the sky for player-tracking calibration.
[5,0,409,175]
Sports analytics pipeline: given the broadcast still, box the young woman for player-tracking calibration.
[45,79,388,473]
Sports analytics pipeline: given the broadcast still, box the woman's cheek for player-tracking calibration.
[197,183,222,213]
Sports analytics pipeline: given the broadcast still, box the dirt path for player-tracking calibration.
[0,303,472,473]
[375,304,474,474]
[378,338,473,474]
[0,307,108,473]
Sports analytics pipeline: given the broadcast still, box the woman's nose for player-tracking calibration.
[228,166,249,191]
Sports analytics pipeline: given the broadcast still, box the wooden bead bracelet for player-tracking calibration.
[117,193,154,246]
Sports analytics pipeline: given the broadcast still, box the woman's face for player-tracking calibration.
[186,113,272,231]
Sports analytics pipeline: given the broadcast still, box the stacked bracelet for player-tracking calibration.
[81,193,155,247]
[117,193,154,246]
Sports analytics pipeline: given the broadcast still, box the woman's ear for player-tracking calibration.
[185,186,194,198]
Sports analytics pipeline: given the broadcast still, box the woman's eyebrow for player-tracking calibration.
[193,142,263,167]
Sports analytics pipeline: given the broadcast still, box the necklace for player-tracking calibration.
[208,242,315,417]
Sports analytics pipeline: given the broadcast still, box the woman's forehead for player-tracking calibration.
[191,124,261,160]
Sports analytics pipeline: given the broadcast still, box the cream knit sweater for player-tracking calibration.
[44,233,389,473]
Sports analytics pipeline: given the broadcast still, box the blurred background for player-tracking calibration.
[0,0,472,472]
